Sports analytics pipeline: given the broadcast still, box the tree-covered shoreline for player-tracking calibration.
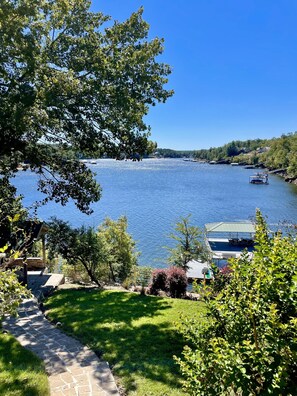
[156,132,297,183]
[193,132,297,182]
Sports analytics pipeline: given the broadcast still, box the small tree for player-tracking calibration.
[47,219,108,287]
[176,210,297,395]
[47,217,138,286]
[98,217,139,283]
[137,267,153,295]
[166,215,209,271]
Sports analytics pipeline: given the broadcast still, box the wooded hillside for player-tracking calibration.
[194,132,297,178]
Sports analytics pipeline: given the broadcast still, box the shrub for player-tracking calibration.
[149,267,188,298]
[176,210,297,395]
[166,267,187,298]
[209,263,233,296]
[0,269,30,322]
[149,269,168,295]
[122,266,152,293]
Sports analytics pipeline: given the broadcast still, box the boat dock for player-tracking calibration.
[205,221,256,265]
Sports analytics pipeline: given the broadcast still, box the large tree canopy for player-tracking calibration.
[0,0,173,213]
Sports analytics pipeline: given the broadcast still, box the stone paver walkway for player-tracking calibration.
[3,296,119,396]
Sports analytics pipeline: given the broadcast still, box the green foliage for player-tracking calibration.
[194,139,268,162]
[47,219,107,286]
[47,216,139,286]
[155,148,196,158]
[207,263,233,296]
[61,262,91,284]
[98,217,139,283]
[166,215,210,271]
[122,266,152,289]
[176,210,297,395]
[0,177,28,251]
[226,141,240,157]
[0,269,30,322]
[0,0,173,214]
[0,212,31,323]
[194,132,297,179]
[262,133,297,177]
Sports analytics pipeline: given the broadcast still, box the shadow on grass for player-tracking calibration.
[100,322,186,392]
[46,289,195,393]
[46,288,170,325]
[0,333,49,396]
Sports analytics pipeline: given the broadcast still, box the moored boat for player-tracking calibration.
[249,172,269,184]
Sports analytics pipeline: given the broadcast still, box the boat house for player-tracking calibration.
[205,221,256,266]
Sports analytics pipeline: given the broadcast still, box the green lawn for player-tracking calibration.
[45,289,205,395]
[0,333,50,396]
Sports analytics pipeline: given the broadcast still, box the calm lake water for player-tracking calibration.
[14,159,297,266]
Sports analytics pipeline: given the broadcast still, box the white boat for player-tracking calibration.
[249,173,269,184]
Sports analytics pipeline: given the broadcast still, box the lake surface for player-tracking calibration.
[14,159,297,266]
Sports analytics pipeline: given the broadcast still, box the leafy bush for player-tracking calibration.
[0,269,30,322]
[176,210,297,395]
[166,267,187,298]
[209,263,233,296]
[149,269,168,295]
[149,267,187,298]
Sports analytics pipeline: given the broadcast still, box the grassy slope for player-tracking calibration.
[0,333,49,396]
[45,289,205,396]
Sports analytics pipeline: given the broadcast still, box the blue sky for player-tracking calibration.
[93,1,297,150]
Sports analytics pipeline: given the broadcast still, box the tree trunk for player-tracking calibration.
[78,257,103,288]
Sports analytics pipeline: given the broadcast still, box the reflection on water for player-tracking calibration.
[14,159,297,266]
